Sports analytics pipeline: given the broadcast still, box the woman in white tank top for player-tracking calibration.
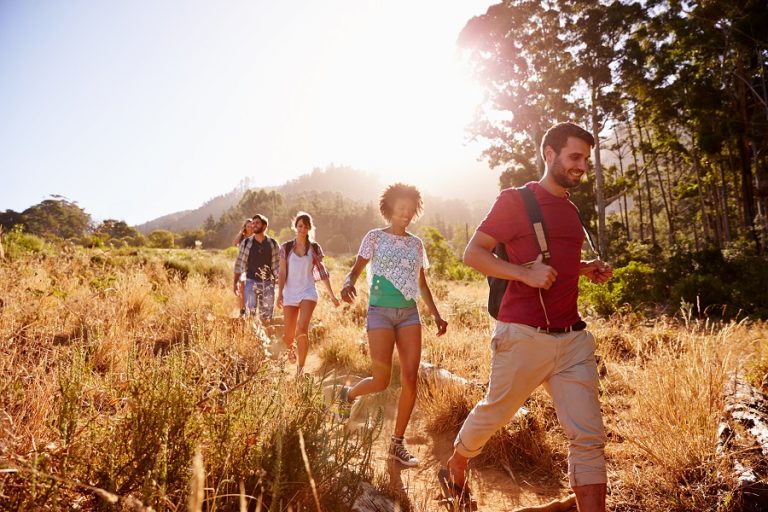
[277,212,340,376]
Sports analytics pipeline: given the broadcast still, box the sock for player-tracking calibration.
[391,435,404,445]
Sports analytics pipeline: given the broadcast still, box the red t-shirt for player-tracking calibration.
[477,182,584,328]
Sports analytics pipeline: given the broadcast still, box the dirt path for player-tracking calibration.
[299,350,573,511]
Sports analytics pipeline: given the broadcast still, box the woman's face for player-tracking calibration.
[244,220,255,235]
[390,198,417,229]
[295,219,310,236]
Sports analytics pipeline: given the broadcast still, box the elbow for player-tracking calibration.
[462,246,476,267]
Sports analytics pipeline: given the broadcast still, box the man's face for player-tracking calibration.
[548,136,591,189]
[252,219,266,234]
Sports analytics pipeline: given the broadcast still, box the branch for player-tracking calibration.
[604,152,661,204]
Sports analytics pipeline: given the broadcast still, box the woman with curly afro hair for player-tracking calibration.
[338,183,448,467]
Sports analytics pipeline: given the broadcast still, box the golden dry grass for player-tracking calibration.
[1,242,766,511]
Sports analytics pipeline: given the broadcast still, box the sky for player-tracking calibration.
[0,0,500,226]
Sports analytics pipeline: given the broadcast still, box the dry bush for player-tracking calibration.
[0,247,377,511]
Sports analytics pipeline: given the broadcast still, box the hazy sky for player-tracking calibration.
[0,0,499,225]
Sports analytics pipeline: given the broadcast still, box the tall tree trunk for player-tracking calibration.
[636,119,657,246]
[737,133,758,246]
[590,87,607,257]
[691,145,712,245]
[627,121,645,240]
[614,126,631,240]
[710,181,724,247]
[643,126,674,245]
[718,158,732,243]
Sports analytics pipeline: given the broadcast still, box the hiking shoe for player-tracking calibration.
[388,440,419,467]
[334,385,354,420]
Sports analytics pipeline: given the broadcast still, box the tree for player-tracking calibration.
[148,230,175,249]
[458,1,577,176]
[95,219,139,239]
[21,197,91,239]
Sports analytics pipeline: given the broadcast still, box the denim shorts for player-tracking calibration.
[366,305,421,331]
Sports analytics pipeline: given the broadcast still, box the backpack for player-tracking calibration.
[487,185,548,320]
[245,236,279,279]
[487,185,600,320]
[282,240,329,281]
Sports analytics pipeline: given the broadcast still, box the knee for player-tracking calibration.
[370,375,391,392]
[400,372,418,392]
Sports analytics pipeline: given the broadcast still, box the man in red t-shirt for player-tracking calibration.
[440,123,613,512]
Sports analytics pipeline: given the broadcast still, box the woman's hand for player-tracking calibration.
[330,296,341,307]
[434,315,448,337]
[340,285,357,304]
[277,293,284,309]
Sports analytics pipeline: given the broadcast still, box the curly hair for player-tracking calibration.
[379,183,423,222]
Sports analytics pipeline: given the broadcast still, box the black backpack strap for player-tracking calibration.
[567,200,601,260]
[518,186,550,263]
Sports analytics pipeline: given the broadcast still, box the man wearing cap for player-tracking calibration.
[233,214,279,323]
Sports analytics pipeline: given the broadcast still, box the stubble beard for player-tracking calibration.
[551,157,582,189]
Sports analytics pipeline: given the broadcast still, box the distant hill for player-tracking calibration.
[281,165,383,203]
[135,165,493,233]
[135,184,251,234]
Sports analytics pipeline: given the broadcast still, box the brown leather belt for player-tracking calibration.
[529,320,587,334]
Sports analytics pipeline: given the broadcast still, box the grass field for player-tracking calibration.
[1,243,766,511]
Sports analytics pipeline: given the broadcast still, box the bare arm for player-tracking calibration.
[418,268,448,336]
[320,277,340,306]
[276,254,287,309]
[463,230,557,290]
[340,255,369,303]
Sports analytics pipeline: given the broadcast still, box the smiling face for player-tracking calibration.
[545,136,591,191]
[251,218,266,235]
[389,197,417,230]
[295,218,310,236]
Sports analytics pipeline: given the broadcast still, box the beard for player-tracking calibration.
[253,225,266,235]
[550,156,583,189]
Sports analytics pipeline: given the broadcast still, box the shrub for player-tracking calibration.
[670,274,730,313]
[163,259,191,280]
[1,225,45,259]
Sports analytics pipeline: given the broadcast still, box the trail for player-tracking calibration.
[299,350,574,511]
[252,315,574,511]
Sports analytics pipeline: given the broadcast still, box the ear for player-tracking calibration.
[543,145,556,165]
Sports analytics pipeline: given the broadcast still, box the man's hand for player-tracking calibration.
[522,254,558,289]
[581,259,613,284]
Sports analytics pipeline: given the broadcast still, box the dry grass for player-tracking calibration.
[1,242,766,511]
[0,245,376,511]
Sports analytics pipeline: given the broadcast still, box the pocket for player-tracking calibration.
[492,323,535,353]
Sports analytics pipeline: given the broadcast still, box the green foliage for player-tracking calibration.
[163,259,191,281]
[421,226,481,281]
[20,197,92,239]
[148,229,175,249]
[95,219,138,239]
[580,261,661,316]
[1,225,46,259]
[175,229,205,249]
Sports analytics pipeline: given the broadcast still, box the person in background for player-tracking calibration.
[339,183,448,467]
[277,212,340,376]
[233,214,279,323]
[232,218,254,318]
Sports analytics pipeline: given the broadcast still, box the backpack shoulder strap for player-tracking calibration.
[568,200,601,259]
[518,185,550,263]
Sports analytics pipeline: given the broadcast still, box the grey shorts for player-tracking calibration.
[366,305,421,331]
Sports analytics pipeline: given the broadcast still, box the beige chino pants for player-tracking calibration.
[454,321,607,487]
